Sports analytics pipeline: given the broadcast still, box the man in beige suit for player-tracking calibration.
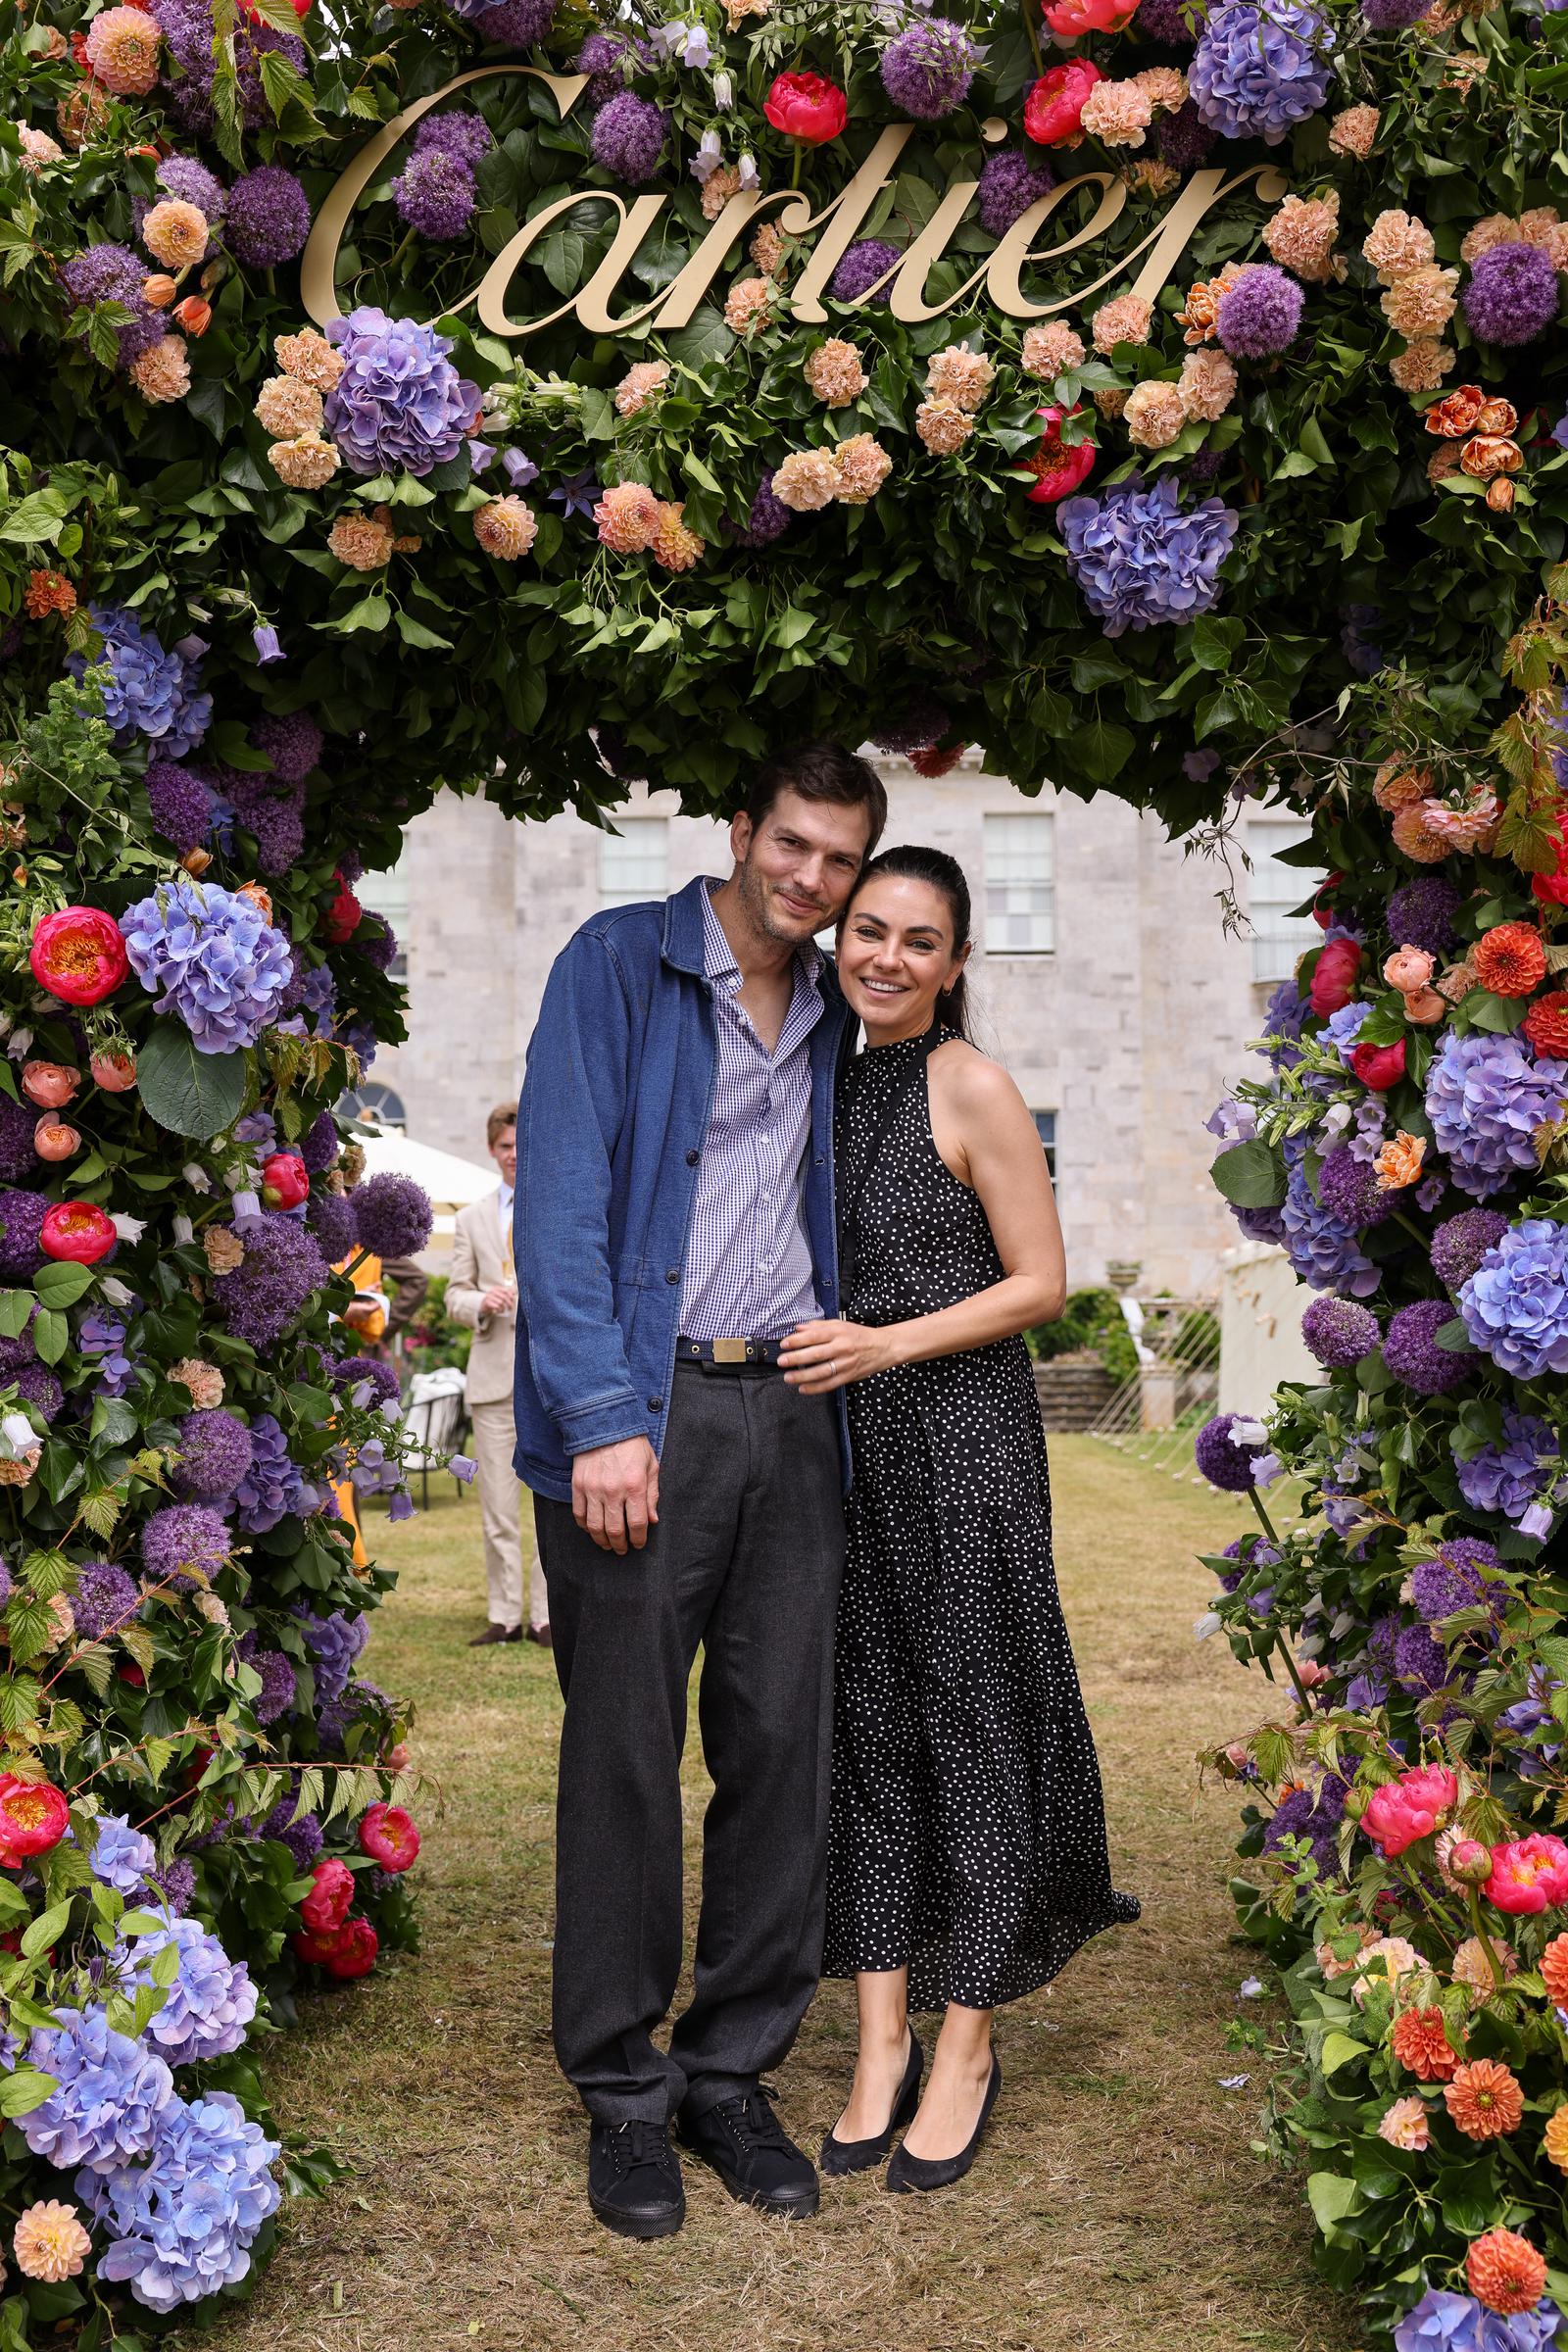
[446,1104,549,1648]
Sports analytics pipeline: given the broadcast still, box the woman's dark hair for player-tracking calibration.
[745,740,888,856]
[845,845,973,1040]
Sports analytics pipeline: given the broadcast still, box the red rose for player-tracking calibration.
[29,907,129,1005]
[762,71,848,145]
[324,1917,379,1980]
[1023,60,1104,146]
[301,1855,355,1935]
[1025,404,1096,504]
[40,1202,116,1264]
[359,1802,420,1874]
[261,1152,310,1211]
[1350,1038,1407,1091]
[0,1774,70,1866]
[1526,991,1568,1057]
[1308,934,1362,1015]
[321,874,363,945]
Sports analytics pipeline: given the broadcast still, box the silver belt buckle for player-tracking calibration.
[711,1336,749,1364]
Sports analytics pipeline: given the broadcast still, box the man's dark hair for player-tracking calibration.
[744,741,888,858]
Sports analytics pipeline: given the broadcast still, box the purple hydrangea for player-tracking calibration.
[0,1190,47,1280]
[81,2087,282,2313]
[249,710,321,784]
[1194,1410,1267,1491]
[879,18,977,118]
[59,243,163,368]
[172,1409,254,1503]
[1383,1298,1477,1394]
[353,1171,433,1259]
[234,1412,316,1533]
[121,877,293,1054]
[323,307,475,479]
[1157,98,1217,169]
[1432,1206,1509,1290]
[977,149,1055,238]
[1426,1033,1568,1200]
[72,1559,142,1643]
[392,147,477,241]
[1455,1410,1558,1524]
[71,606,211,756]
[1232,1200,1288,1246]
[250,1647,298,1727]
[1410,1536,1500,1623]
[20,2008,172,2169]
[1301,1295,1380,1368]
[123,1915,258,2066]
[1282,1148,1378,1296]
[474,0,559,37]
[1316,1145,1396,1227]
[1190,0,1332,144]
[1393,1621,1449,1695]
[141,1504,228,1592]
[224,166,312,270]
[301,1607,368,1705]
[79,1308,137,1398]
[0,1098,39,1188]
[88,1813,158,1896]
[1460,1218,1568,1380]
[1387,875,1460,957]
[332,1354,401,1408]
[144,759,217,856]
[1059,474,1239,637]
[574,28,652,105]
[590,91,667,183]
[1393,2288,1564,2352]
[413,110,494,168]
[212,1213,328,1349]
[309,1190,359,1263]
[1462,242,1560,348]
[1216,264,1303,358]
[830,239,902,305]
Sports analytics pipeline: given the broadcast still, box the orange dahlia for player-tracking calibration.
[1373,759,1433,812]
[1466,2227,1547,2316]
[1542,1931,1568,2006]
[1473,920,1547,998]
[24,569,75,620]
[1390,2005,1459,2081]
[1544,2104,1568,2172]
[1392,802,1454,863]
[1444,2057,1524,2140]
[1525,991,1568,1058]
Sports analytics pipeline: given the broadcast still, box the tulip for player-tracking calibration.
[142,272,177,308]
[172,294,211,336]
[21,1061,80,1108]
[89,1050,136,1092]
[33,1119,79,1163]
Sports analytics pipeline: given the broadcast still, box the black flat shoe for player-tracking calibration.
[587,2119,685,2240]
[820,2033,924,2177]
[885,2056,1001,2195]
[676,2085,818,2218]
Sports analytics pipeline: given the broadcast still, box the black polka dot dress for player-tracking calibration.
[823,1030,1139,2013]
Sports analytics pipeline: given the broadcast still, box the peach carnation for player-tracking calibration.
[83,5,161,94]
[255,375,323,437]
[1092,293,1152,355]
[1363,209,1436,283]
[1125,159,1183,200]
[833,432,892,506]
[1177,266,1242,345]
[613,360,670,417]
[1467,2228,1546,2317]
[1021,322,1086,378]
[1376,2095,1430,2151]
[1445,2057,1524,2140]
[1080,78,1152,148]
[17,125,64,172]
[723,274,774,337]
[141,198,207,270]
[275,327,345,392]
[328,513,395,571]
[268,434,340,490]
[927,344,996,412]
[772,449,841,511]
[650,500,705,573]
[129,335,190,405]
[1178,347,1238,422]
[57,84,111,150]
[1123,379,1187,450]
[1263,192,1342,284]
[915,397,974,455]
[594,480,662,554]
[701,165,742,221]
[1450,1936,1515,2000]
[13,2200,90,2282]
[1545,2105,1568,2172]
[1133,66,1187,110]
[806,337,867,407]
[1461,214,1521,267]
[1094,386,1130,419]
[202,1226,245,1274]
[1390,339,1456,394]
[1474,919,1546,997]
[473,497,538,561]
[750,221,786,276]
[1316,1925,1378,1979]
[1328,104,1379,159]
[170,1357,223,1407]
[1382,263,1459,339]
[1389,2004,1459,2081]
[1392,801,1455,863]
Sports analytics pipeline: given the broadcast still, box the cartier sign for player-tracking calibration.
[299,65,1287,342]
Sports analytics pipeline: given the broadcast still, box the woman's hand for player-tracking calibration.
[779,1317,898,1393]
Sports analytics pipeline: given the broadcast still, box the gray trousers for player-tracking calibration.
[534,1360,845,2125]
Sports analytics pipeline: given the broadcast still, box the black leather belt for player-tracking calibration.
[677,1335,785,1372]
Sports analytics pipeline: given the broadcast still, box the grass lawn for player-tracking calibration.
[189,1439,1355,2352]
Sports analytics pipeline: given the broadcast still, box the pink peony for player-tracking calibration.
[1359,1765,1458,1857]
[1485,1835,1568,1915]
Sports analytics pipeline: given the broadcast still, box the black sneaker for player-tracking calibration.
[676,2085,819,2218]
[587,2120,685,2240]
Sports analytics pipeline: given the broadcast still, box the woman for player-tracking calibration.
[779,846,1138,2194]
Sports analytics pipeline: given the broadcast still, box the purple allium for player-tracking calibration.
[22,2008,172,2170]
[475,0,558,36]
[1138,0,1208,36]
[309,1190,358,1263]
[413,110,494,168]
[301,1111,342,1178]
[332,1354,401,1408]
[323,306,474,479]
[353,1171,433,1259]
[1387,875,1460,958]
[155,153,226,224]
[1194,1409,1266,1491]
[392,147,477,241]
[301,1607,368,1705]
[574,28,651,105]
[249,709,321,785]
[59,242,163,367]
[871,694,952,757]
[71,606,211,757]
[977,148,1056,238]
[1383,1297,1477,1394]
[1157,97,1217,169]
[1393,1621,1448,1695]
[733,466,793,548]
[0,1190,47,1280]
[0,1098,39,1188]
[1432,1205,1509,1290]
[211,1213,328,1349]
[1060,473,1238,637]
[250,1647,298,1726]
[71,1559,141,1643]
[879,18,977,118]
[1316,1144,1396,1226]
[317,1674,392,1754]
[141,1504,228,1592]
[82,2086,281,2312]
[1190,0,1333,144]
[222,769,305,876]
[147,1857,196,1916]
[234,1412,316,1534]
[124,1914,258,2066]
[88,1813,158,1896]
[1260,1775,1345,1876]
[1301,1296,1381,1367]
[1410,1536,1500,1623]
[121,877,292,1054]
[360,916,399,973]
[13,1363,63,1423]
[0,1304,36,1379]
[152,0,306,133]
[830,238,903,305]
[1361,0,1428,21]
[172,1409,254,1503]
[1425,1033,1568,1200]
[1460,1217,1568,1379]
[1455,1411,1557,1525]
[259,1791,323,1868]
[144,758,216,856]
[224,166,312,269]
[1462,241,1560,348]
[590,91,667,183]
[1341,603,1384,678]
[1215,264,1303,358]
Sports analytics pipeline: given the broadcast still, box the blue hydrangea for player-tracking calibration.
[79,2088,281,2313]
[322,306,475,478]
[79,1308,137,1397]
[69,606,211,757]
[1454,1410,1558,1524]
[301,1607,368,1704]
[234,1411,318,1533]
[1460,1219,1568,1380]
[1280,1136,1378,1296]
[89,1812,158,1896]
[1426,1032,1568,1200]
[1393,2288,1564,2352]
[1190,0,1333,144]
[1058,474,1238,637]
[19,2007,172,2169]
[120,877,293,1054]
[122,1914,259,2066]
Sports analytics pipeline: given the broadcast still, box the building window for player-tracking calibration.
[357,853,411,979]
[983,812,1054,954]
[1032,1109,1057,1183]
[1249,815,1320,984]
[338,1082,407,1131]
[599,816,668,907]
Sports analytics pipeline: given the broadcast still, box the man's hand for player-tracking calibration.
[571,1437,661,1555]
[778,1317,897,1394]
[480,1282,517,1318]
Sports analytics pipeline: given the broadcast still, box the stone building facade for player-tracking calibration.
[357,755,1316,1298]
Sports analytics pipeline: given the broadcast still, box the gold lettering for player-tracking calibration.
[1125,163,1289,307]
[475,191,629,337]
[887,179,982,323]
[570,194,671,335]
[985,176,1127,317]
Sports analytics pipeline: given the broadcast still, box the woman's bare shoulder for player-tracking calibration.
[930,1039,1026,1114]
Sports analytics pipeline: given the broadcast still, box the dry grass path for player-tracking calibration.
[190,1440,1356,2352]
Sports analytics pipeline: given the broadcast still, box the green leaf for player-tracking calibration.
[0,1292,34,1341]
[21,1898,72,1959]
[1069,717,1134,784]
[0,489,71,545]
[1305,2172,1361,2235]
[335,590,391,635]
[1209,1138,1286,1208]
[1318,2031,1366,2076]
[89,1396,140,1449]
[31,1308,67,1365]
[32,1262,93,1309]
[134,1021,249,1141]
[0,2066,58,2119]
[393,611,453,651]
[1434,1316,1475,1352]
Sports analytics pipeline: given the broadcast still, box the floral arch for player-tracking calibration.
[1,0,1567,2336]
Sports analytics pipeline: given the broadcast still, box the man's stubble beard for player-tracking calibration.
[735,851,820,949]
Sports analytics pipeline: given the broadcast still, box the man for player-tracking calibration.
[447,1105,548,1647]
[514,742,886,2239]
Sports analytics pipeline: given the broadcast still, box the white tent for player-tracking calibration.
[353,1128,497,1259]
